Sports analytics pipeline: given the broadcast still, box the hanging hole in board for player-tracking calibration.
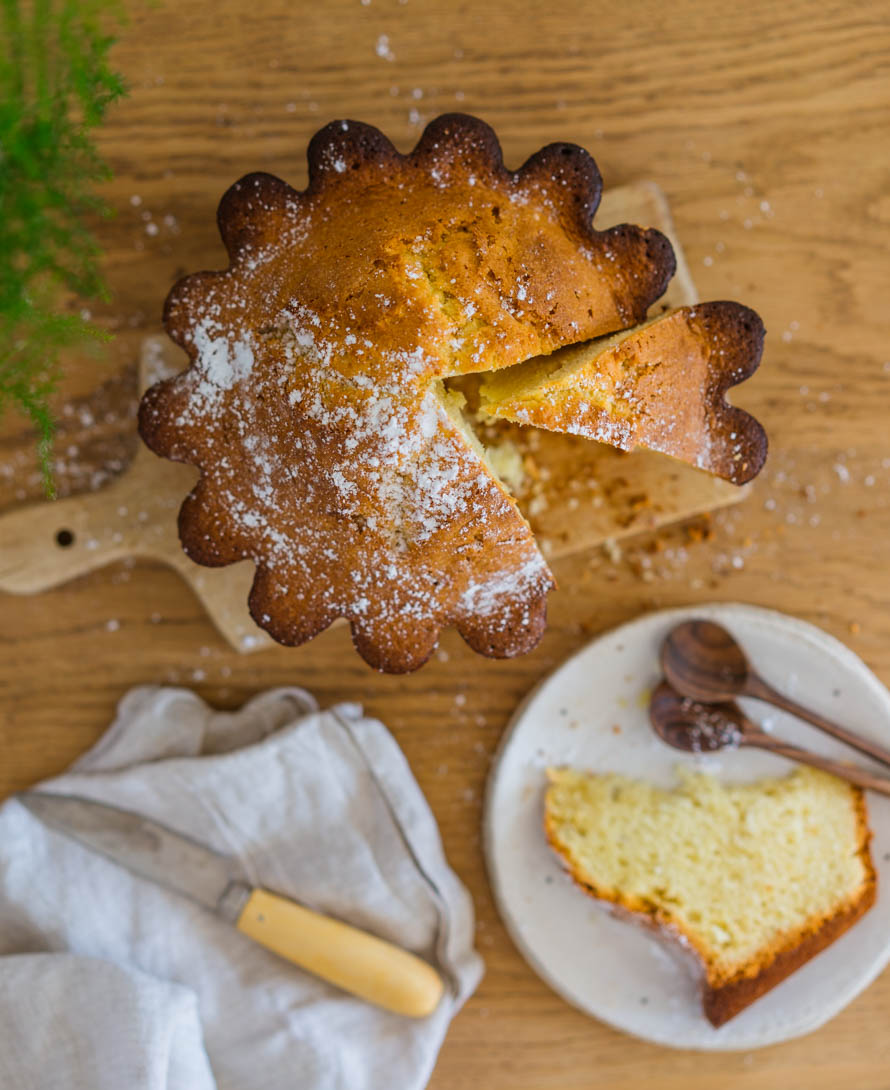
[56,529,75,547]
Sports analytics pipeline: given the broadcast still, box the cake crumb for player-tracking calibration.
[375,34,395,61]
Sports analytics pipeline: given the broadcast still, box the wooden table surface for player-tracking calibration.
[2,1,890,1085]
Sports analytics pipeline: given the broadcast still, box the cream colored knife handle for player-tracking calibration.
[236,888,444,1017]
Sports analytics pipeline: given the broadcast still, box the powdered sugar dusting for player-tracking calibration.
[461,555,549,617]
[192,320,255,390]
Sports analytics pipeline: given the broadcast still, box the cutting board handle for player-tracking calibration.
[0,490,131,593]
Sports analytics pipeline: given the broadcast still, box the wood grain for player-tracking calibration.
[1,1,890,1086]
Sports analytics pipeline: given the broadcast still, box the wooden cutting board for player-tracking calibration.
[0,181,745,652]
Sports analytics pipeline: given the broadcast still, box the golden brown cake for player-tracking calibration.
[480,302,767,484]
[138,114,678,671]
[544,766,876,1026]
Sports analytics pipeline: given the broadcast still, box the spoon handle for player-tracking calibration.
[747,734,890,796]
[746,674,890,770]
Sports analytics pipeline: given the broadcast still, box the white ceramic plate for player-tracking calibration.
[484,603,890,1050]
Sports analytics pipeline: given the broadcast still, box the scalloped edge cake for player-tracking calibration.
[138,114,766,671]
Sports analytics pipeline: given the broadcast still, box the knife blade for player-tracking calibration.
[18,791,444,1018]
[18,791,250,919]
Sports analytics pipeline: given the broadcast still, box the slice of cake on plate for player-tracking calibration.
[544,765,875,1025]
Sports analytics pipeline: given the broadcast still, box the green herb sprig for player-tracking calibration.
[0,0,126,494]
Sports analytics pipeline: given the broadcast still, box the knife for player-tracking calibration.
[17,791,444,1018]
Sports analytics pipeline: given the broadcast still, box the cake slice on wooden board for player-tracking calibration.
[480,302,767,485]
[544,766,876,1026]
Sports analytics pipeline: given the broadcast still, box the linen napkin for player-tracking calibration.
[0,686,483,1090]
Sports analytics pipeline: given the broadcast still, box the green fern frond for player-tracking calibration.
[0,0,126,496]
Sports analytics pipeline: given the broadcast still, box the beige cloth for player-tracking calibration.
[0,686,483,1090]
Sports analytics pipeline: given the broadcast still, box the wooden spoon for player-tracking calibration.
[661,619,890,769]
[649,682,890,796]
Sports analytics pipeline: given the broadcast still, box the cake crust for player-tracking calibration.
[138,114,677,671]
[702,882,875,1026]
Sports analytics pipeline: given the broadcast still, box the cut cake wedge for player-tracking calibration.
[544,765,876,1026]
[481,302,767,485]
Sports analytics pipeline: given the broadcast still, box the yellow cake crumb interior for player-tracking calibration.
[545,766,870,981]
[436,381,526,494]
[479,309,675,412]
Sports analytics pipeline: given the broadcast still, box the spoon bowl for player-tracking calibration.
[661,620,750,703]
[649,681,747,753]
